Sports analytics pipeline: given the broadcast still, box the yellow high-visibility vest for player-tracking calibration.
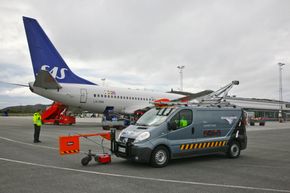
[179,119,188,127]
[33,112,42,126]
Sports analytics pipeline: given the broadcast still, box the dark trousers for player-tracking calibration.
[34,124,41,141]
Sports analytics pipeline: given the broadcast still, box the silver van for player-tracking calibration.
[111,104,247,167]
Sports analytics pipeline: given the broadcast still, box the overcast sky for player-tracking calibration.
[0,0,289,109]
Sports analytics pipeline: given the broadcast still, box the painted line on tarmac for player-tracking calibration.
[0,136,58,150]
[0,136,108,154]
[0,157,289,193]
[1,136,289,170]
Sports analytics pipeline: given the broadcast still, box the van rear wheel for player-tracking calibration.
[150,146,169,168]
[227,141,240,158]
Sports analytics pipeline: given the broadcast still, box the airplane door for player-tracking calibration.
[80,88,87,103]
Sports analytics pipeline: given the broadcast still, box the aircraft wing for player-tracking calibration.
[33,70,62,89]
[0,81,28,87]
[123,104,152,114]
[170,90,214,102]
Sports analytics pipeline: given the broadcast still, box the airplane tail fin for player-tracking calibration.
[23,16,96,85]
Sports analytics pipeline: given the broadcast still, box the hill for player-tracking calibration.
[0,104,49,115]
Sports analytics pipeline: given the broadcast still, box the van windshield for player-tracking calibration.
[136,108,175,127]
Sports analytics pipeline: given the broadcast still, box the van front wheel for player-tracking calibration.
[227,141,240,158]
[150,146,169,168]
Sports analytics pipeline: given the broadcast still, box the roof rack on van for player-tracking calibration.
[151,80,239,108]
[151,100,237,109]
[199,80,239,103]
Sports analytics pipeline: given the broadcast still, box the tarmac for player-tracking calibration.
[0,116,290,193]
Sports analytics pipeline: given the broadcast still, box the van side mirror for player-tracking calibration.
[167,122,177,130]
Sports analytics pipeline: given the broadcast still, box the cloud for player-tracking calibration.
[0,0,289,108]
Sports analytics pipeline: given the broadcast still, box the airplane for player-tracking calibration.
[22,16,186,115]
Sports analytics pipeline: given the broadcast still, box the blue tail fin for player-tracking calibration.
[23,16,96,85]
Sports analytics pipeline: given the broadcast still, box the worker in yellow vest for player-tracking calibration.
[179,116,188,127]
[33,109,42,143]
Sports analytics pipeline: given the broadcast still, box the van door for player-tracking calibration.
[167,109,195,158]
[80,88,87,103]
[193,109,236,154]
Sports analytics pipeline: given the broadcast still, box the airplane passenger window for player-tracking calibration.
[104,95,107,98]
[101,95,103,97]
[97,94,100,97]
[94,94,96,97]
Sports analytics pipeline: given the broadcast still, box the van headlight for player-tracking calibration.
[117,130,126,141]
[134,132,150,143]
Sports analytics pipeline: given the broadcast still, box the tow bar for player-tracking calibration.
[59,129,117,166]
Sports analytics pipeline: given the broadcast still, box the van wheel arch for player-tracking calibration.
[227,140,241,158]
[150,145,171,168]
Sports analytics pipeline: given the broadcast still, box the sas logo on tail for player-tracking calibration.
[41,65,68,80]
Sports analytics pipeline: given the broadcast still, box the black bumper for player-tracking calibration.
[110,130,152,163]
[114,142,152,163]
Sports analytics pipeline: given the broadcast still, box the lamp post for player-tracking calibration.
[177,65,185,91]
[278,63,285,122]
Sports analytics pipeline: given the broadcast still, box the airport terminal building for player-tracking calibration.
[169,89,290,121]
[226,97,290,121]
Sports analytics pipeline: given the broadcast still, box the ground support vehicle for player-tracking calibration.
[111,103,247,167]
[42,102,75,125]
[246,111,266,126]
[59,132,112,166]
[101,108,149,130]
[249,117,266,126]
[101,119,129,130]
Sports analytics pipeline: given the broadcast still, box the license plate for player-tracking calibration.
[119,147,126,153]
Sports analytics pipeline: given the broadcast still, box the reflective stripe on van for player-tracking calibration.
[180,141,227,150]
